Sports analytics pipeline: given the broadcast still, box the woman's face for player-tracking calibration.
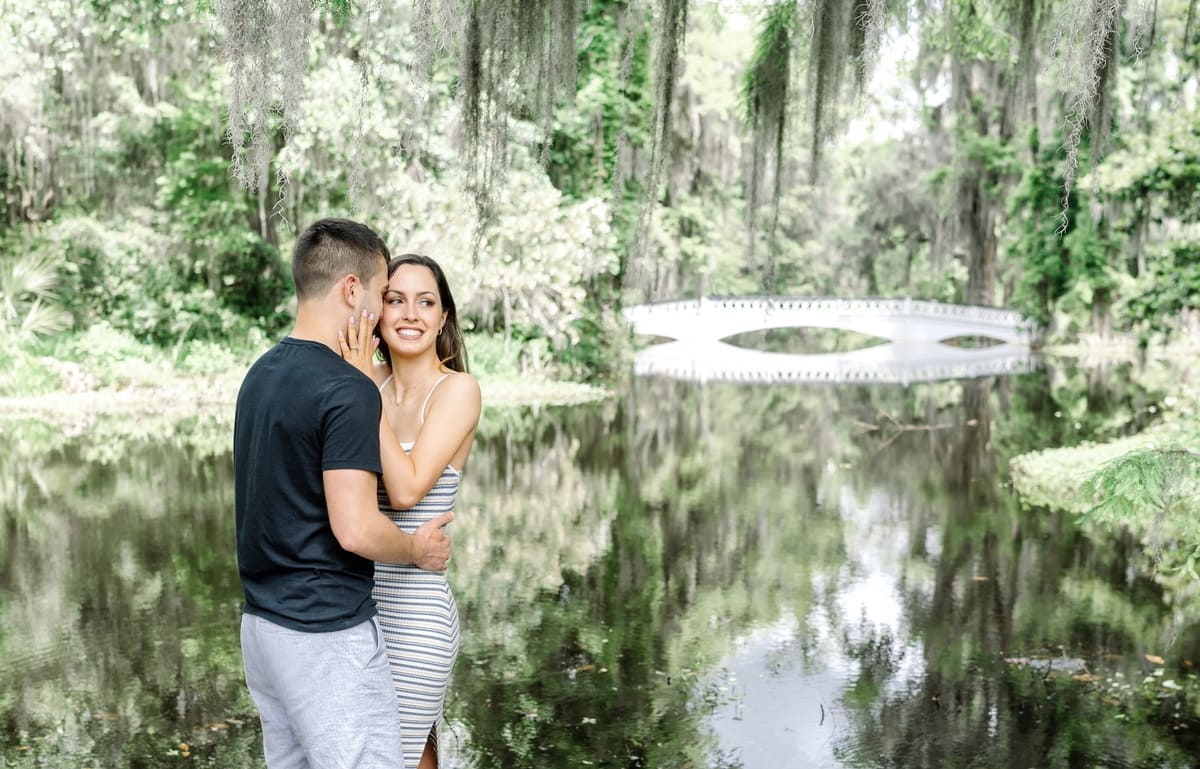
[379,263,447,357]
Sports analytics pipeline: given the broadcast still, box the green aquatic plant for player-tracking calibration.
[1081,446,1200,574]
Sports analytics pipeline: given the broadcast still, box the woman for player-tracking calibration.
[339,253,481,769]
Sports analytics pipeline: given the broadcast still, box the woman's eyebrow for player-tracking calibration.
[384,289,437,297]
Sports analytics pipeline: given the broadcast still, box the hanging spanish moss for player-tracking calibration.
[411,0,581,223]
[1008,0,1039,117]
[217,0,351,194]
[742,0,797,289]
[855,0,888,89]
[1051,0,1122,232]
[627,0,689,294]
[411,0,463,86]
[807,0,857,181]
[216,0,277,191]
[1186,0,1197,62]
[1129,0,1157,57]
[647,0,689,193]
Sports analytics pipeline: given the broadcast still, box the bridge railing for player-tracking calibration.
[625,296,1037,330]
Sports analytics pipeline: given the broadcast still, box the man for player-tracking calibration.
[234,218,453,768]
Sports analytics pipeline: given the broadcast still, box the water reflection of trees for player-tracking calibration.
[451,373,1198,767]
[449,380,861,767]
[2,366,1195,767]
[0,416,254,766]
[829,378,1200,767]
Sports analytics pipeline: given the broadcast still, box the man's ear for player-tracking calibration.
[340,274,359,307]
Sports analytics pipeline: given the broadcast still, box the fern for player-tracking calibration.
[1081,447,1200,575]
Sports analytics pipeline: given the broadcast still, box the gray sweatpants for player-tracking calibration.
[241,613,406,769]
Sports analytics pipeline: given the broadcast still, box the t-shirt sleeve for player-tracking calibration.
[320,374,383,475]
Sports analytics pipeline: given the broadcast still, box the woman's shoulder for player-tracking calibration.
[431,369,481,408]
[440,369,480,396]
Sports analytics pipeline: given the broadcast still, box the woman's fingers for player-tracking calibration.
[358,309,374,349]
[338,312,377,374]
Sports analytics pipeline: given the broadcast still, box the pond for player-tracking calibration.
[2,361,1198,768]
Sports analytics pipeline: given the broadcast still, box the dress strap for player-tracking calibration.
[378,374,393,394]
[419,373,453,425]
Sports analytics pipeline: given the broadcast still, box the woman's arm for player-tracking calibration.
[339,312,481,507]
[377,373,481,508]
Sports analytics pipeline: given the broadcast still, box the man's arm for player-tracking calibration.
[324,468,453,569]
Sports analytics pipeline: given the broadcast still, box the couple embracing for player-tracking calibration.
[233,218,481,769]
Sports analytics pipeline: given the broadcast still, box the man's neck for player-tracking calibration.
[290,308,340,353]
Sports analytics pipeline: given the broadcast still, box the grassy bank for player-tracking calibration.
[0,325,609,425]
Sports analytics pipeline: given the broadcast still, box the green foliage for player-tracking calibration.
[1085,97,1200,220]
[1008,131,1073,325]
[465,332,553,381]
[0,250,72,343]
[546,0,652,203]
[176,339,245,377]
[1081,447,1200,573]
[0,349,59,397]
[47,323,167,388]
[1008,127,1126,339]
[152,99,291,331]
[1125,241,1200,345]
[3,0,1200,383]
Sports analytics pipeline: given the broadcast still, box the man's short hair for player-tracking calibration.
[292,218,390,301]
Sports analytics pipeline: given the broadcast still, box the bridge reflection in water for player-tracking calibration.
[624,297,1039,385]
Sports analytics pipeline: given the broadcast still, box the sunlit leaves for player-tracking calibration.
[0,252,72,342]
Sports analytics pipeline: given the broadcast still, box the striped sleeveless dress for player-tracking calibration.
[373,373,461,768]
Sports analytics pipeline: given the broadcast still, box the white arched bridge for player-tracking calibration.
[623,297,1039,385]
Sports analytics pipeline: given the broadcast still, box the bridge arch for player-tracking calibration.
[624,297,1037,347]
[623,297,1039,385]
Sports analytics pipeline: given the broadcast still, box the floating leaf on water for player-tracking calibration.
[1145,654,1166,665]
[1072,673,1096,682]
[1163,680,1180,689]
[971,576,989,582]
[1101,696,1121,705]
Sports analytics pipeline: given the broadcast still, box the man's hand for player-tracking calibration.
[412,511,455,571]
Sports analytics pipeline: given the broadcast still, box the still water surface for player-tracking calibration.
[1,365,1198,768]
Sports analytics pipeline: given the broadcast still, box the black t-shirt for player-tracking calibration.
[233,337,383,632]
